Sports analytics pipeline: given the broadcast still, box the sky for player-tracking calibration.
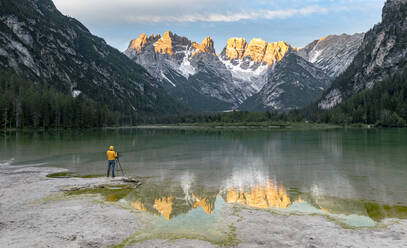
[53,0,386,53]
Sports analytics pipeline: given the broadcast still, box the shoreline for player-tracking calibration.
[4,122,404,133]
[115,123,344,131]
[1,165,407,247]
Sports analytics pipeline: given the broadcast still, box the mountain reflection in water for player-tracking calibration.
[121,175,407,227]
[226,180,291,209]
[125,178,312,220]
[125,184,219,220]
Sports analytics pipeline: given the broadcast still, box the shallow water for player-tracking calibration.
[1,128,407,228]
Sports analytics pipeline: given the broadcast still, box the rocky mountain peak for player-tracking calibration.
[128,33,160,52]
[318,36,327,42]
[191,36,216,57]
[224,38,248,60]
[264,41,291,65]
[244,38,268,63]
[201,36,215,53]
[162,30,173,39]
[222,37,292,66]
[154,30,175,55]
[297,33,364,78]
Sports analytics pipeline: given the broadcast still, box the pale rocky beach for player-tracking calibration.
[1,164,406,248]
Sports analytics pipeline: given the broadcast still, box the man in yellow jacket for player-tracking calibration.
[106,146,118,177]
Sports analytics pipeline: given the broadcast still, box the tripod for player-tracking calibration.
[115,157,127,177]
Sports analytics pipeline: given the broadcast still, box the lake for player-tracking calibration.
[1,128,407,229]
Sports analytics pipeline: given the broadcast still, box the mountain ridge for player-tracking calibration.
[240,53,331,112]
[125,30,363,112]
[0,0,187,116]
[319,0,407,109]
[297,33,365,78]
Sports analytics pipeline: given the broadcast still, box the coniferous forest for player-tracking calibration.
[2,66,407,129]
[0,70,126,129]
[316,66,407,127]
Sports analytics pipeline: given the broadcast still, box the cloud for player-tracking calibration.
[54,0,331,24]
[53,0,384,24]
[54,0,230,20]
[124,6,328,23]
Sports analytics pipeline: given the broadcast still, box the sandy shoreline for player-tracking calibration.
[1,165,406,248]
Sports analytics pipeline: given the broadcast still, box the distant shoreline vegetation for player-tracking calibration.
[1,67,407,130]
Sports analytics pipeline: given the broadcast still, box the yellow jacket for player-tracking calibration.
[106,146,118,161]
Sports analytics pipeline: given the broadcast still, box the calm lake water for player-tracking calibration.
[1,128,407,230]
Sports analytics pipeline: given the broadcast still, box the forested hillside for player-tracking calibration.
[317,66,407,127]
[0,0,186,128]
[0,70,138,129]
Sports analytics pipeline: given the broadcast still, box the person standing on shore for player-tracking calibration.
[106,146,118,177]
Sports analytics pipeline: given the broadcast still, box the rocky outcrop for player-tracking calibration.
[224,38,248,60]
[128,33,160,53]
[244,38,268,63]
[221,37,293,65]
[191,36,216,57]
[0,0,185,115]
[319,0,407,109]
[264,41,292,65]
[297,33,364,78]
[154,31,175,55]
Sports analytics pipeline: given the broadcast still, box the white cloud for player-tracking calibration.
[53,0,384,24]
[54,0,229,21]
[53,0,329,24]
[125,6,328,23]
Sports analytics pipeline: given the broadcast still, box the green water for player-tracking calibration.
[1,128,407,230]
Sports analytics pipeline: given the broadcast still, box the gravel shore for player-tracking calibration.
[1,164,406,248]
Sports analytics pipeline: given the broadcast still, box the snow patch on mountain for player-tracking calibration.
[161,72,176,87]
[72,90,81,98]
[179,49,196,79]
[310,50,323,64]
[318,88,342,109]
[220,58,268,92]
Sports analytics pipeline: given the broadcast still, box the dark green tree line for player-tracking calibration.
[319,67,407,127]
[0,70,123,129]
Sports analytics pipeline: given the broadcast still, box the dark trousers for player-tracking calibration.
[107,160,116,177]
